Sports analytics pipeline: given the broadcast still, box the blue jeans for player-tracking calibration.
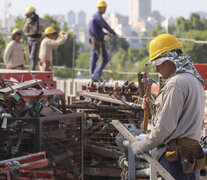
[27,40,39,70]
[159,153,200,180]
[90,42,109,78]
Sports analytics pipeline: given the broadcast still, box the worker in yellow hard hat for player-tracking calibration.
[25,6,36,18]
[38,27,68,71]
[3,28,24,69]
[131,34,205,179]
[23,6,50,70]
[88,0,119,82]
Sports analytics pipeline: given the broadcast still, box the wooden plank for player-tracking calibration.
[111,120,175,180]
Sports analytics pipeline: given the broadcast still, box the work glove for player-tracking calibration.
[131,141,145,155]
[58,31,69,40]
[58,30,65,36]
[142,95,156,115]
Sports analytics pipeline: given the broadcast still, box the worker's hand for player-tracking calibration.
[142,95,156,114]
[106,32,113,37]
[131,141,145,155]
[27,17,33,24]
[115,34,119,40]
[58,30,65,36]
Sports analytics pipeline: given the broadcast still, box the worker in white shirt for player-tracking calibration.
[38,27,68,71]
[4,28,25,70]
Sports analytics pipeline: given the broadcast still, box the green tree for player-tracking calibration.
[63,23,68,32]
[0,35,5,63]
[55,35,79,67]
[44,14,60,31]
[75,52,90,69]
[189,13,204,30]
[148,24,164,37]
[106,36,129,54]
[11,17,25,31]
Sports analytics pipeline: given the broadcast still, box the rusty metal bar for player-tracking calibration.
[0,152,46,166]
[0,79,42,95]
[84,144,122,158]
[83,167,121,177]
[62,104,141,110]
[79,91,126,105]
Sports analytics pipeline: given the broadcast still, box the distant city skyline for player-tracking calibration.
[0,0,207,21]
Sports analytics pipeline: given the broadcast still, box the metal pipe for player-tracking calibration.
[135,168,150,178]
[203,148,207,155]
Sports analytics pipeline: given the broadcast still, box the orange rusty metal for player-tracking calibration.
[0,168,11,180]
[0,152,48,170]
[19,169,54,179]
[0,152,54,180]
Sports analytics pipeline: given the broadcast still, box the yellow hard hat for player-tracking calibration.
[11,28,23,39]
[26,6,36,15]
[148,33,183,62]
[12,28,20,35]
[44,27,57,35]
[96,0,107,8]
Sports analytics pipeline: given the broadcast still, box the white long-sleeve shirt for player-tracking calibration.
[39,35,67,63]
[3,40,24,68]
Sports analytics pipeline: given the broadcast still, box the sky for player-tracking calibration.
[1,0,207,21]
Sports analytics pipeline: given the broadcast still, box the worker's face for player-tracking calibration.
[14,35,22,43]
[30,13,35,19]
[98,7,107,14]
[48,34,57,40]
[156,60,176,79]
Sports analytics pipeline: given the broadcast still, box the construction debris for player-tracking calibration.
[0,72,206,180]
[0,77,82,179]
[68,80,145,179]
[0,151,54,180]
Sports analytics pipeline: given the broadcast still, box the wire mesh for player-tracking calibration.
[0,113,84,179]
[77,107,143,179]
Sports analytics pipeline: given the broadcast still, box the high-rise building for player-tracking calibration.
[67,11,76,28]
[77,11,86,26]
[129,0,151,25]
[107,13,133,36]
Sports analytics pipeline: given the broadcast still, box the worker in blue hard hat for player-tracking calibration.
[88,0,119,82]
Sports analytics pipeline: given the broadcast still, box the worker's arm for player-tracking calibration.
[96,13,116,35]
[131,83,184,154]
[3,43,13,66]
[23,18,32,34]
[46,35,68,49]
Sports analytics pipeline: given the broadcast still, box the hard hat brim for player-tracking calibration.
[146,57,170,66]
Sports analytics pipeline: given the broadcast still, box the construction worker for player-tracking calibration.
[38,27,68,71]
[23,6,49,70]
[131,34,205,179]
[88,0,118,82]
[3,29,24,70]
